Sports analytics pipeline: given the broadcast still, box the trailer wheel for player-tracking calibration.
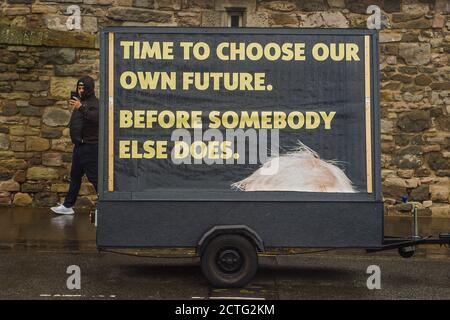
[201,234,258,288]
[398,246,415,258]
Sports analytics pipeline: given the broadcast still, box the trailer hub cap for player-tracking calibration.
[217,249,242,273]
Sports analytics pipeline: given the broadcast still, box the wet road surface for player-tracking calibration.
[1,208,449,299]
[0,249,449,300]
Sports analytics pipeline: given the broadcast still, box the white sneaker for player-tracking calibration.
[50,203,75,215]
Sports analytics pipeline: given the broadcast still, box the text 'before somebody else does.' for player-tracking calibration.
[119,110,337,130]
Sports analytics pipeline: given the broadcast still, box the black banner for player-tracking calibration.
[105,29,374,195]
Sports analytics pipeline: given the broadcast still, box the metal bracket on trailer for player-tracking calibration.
[367,233,450,254]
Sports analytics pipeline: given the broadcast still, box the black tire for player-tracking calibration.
[201,234,258,288]
[398,246,415,258]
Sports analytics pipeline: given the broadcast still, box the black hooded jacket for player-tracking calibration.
[69,76,99,145]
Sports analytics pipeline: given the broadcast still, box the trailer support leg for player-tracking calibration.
[413,206,419,240]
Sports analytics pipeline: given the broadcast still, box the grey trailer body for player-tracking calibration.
[96,27,382,250]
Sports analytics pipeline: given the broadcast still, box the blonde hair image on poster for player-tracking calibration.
[231,142,357,193]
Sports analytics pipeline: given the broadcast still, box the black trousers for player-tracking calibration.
[63,143,98,208]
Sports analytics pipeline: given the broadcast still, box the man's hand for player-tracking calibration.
[69,97,82,109]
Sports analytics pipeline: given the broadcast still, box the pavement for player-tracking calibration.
[1,248,450,299]
[0,208,449,300]
[0,208,96,251]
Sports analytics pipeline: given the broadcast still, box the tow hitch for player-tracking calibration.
[367,197,450,258]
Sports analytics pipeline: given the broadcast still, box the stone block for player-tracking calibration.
[399,43,431,65]
[26,137,50,152]
[430,184,450,202]
[106,7,172,22]
[13,192,32,206]
[0,133,9,150]
[0,179,20,192]
[27,167,59,180]
[397,110,431,133]
[42,152,63,166]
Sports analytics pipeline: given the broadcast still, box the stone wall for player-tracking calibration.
[0,0,449,215]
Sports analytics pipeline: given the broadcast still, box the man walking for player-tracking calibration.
[51,76,99,214]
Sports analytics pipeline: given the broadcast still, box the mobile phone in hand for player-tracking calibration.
[70,91,79,100]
